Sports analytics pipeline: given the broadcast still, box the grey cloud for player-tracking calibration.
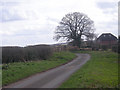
[0,1,19,6]
[0,8,25,22]
[2,27,53,37]
[17,30,49,36]
[96,2,116,9]
[0,1,26,22]
[47,17,59,23]
[118,1,120,35]
[97,20,118,37]
[2,32,54,46]
[99,20,117,29]
[103,10,116,14]
[96,1,117,19]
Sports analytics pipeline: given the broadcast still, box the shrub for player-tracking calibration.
[112,45,118,53]
[25,45,53,60]
[118,43,120,54]
[2,47,24,63]
[68,46,79,51]
[2,45,53,63]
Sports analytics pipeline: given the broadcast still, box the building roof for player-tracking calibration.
[97,33,117,41]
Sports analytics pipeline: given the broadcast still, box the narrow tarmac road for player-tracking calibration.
[4,53,90,88]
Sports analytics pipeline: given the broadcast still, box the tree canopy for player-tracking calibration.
[54,12,95,48]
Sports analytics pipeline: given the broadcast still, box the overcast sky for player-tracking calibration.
[0,0,119,46]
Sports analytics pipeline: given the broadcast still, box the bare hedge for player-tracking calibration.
[2,45,52,63]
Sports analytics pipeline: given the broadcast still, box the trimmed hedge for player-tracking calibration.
[2,45,52,63]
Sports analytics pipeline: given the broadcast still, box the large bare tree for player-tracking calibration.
[54,12,95,48]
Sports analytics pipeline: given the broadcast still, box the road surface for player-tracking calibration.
[4,53,90,88]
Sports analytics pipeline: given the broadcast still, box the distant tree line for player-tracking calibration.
[2,45,52,64]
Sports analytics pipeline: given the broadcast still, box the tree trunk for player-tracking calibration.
[78,39,81,48]
[77,35,82,48]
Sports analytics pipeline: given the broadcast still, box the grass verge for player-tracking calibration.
[2,51,76,86]
[0,65,1,87]
[59,51,118,88]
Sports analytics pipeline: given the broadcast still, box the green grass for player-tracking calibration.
[0,65,1,87]
[2,51,76,86]
[59,51,118,88]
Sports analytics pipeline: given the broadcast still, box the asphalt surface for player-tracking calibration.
[4,53,90,88]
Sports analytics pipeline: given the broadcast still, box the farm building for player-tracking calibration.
[97,33,118,49]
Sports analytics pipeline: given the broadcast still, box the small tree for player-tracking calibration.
[86,33,98,48]
[54,12,95,48]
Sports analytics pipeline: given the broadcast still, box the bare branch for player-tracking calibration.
[54,12,95,47]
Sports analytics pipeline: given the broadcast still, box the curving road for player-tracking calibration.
[4,53,90,88]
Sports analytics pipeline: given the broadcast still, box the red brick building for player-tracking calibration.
[97,33,117,49]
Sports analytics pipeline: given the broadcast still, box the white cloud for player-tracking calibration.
[0,0,119,46]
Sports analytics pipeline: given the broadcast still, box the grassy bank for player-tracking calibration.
[2,51,76,86]
[0,65,1,87]
[59,51,118,88]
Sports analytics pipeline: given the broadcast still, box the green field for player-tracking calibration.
[2,51,76,86]
[59,51,118,88]
[0,65,1,87]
